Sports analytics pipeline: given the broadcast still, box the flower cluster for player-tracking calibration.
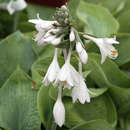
[29,5,119,127]
[0,0,27,15]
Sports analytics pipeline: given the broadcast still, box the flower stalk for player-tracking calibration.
[29,4,119,127]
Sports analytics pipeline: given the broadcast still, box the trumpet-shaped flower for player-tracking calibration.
[43,48,60,86]
[29,14,56,31]
[83,35,119,63]
[76,42,88,64]
[72,76,90,104]
[54,50,80,88]
[29,15,64,46]
[7,0,27,15]
[53,87,65,127]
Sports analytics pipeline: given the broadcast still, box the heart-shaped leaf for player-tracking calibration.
[115,35,130,67]
[64,94,117,128]
[0,67,40,130]
[117,11,130,33]
[77,1,119,37]
[0,31,37,87]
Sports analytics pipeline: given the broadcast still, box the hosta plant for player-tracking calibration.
[0,0,130,130]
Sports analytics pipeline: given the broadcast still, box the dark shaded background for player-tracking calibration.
[26,0,69,7]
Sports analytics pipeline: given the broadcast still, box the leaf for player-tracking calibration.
[0,31,37,87]
[89,88,108,98]
[32,57,55,129]
[0,0,9,3]
[82,70,91,78]
[0,67,40,130]
[85,53,130,115]
[87,53,130,88]
[37,85,54,130]
[64,94,117,128]
[109,86,130,115]
[115,35,130,67]
[0,11,14,39]
[117,11,130,33]
[77,1,119,37]
[83,0,125,14]
[67,0,80,18]
[119,0,130,15]
[71,119,114,130]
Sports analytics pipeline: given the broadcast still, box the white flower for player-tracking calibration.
[34,31,47,46]
[7,0,27,15]
[54,50,80,89]
[51,35,64,45]
[76,42,88,64]
[69,27,75,42]
[43,48,60,86]
[29,14,56,31]
[72,76,90,104]
[84,35,119,64]
[42,35,56,45]
[29,15,63,46]
[53,87,65,127]
[44,28,61,39]
[43,34,64,46]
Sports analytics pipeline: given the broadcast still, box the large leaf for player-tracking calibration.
[115,35,130,67]
[0,11,14,39]
[0,0,9,3]
[67,0,80,18]
[37,85,54,130]
[83,0,125,14]
[109,86,130,115]
[85,53,130,115]
[64,94,117,128]
[71,120,114,130]
[87,53,130,88]
[0,67,40,130]
[117,11,130,33]
[32,57,55,130]
[0,31,37,87]
[77,1,119,37]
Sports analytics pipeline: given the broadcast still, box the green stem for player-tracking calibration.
[117,33,130,37]
[13,12,19,32]
[119,118,125,129]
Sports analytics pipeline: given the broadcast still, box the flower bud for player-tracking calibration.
[53,87,65,127]
[69,28,75,42]
[53,99,65,127]
[76,42,88,64]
